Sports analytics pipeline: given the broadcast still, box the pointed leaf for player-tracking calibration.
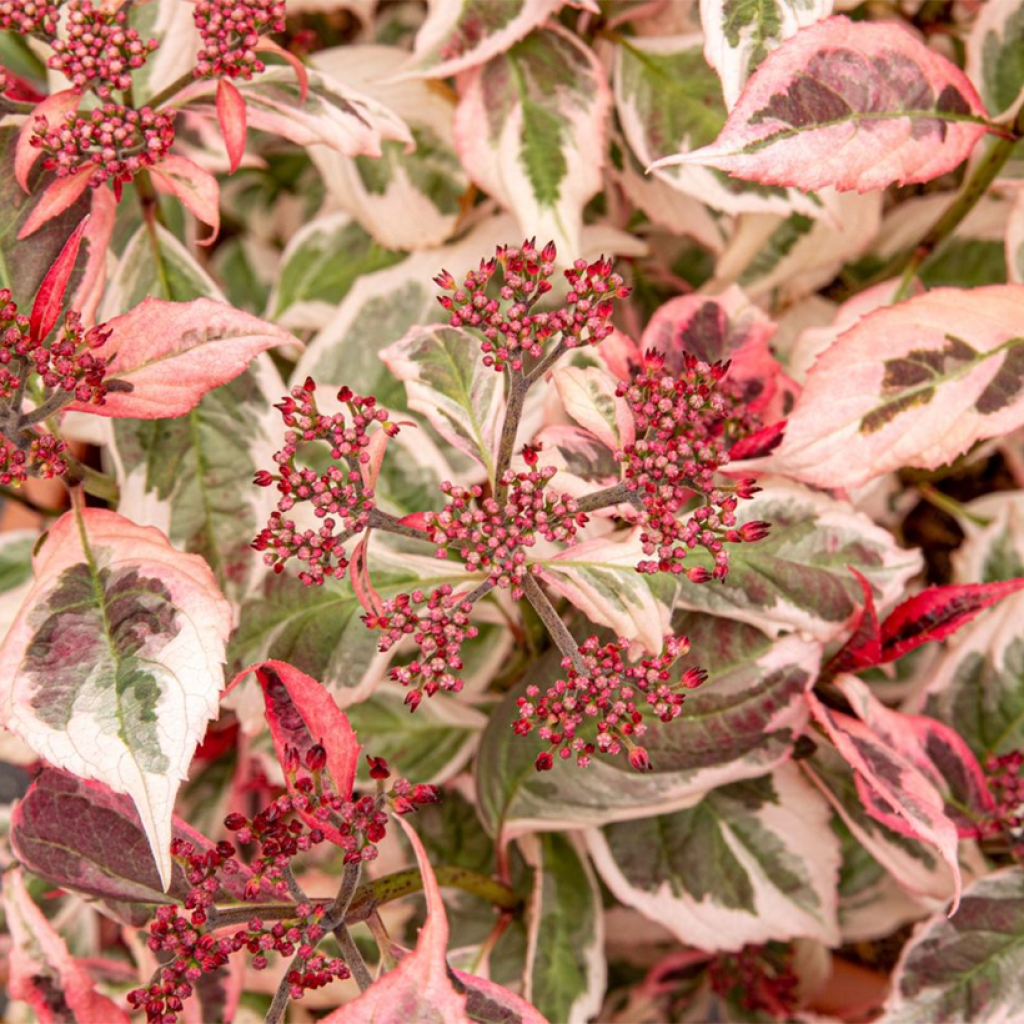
[15,89,78,192]
[0,508,232,888]
[700,0,834,109]
[553,365,634,451]
[966,0,1024,119]
[3,867,130,1024]
[30,214,89,345]
[321,817,473,1023]
[18,167,92,240]
[652,16,989,192]
[453,25,610,257]
[827,567,882,673]
[69,296,300,419]
[72,186,118,328]
[402,0,568,78]
[150,154,221,245]
[217,76,248,174]
[754,285,1024,488]
[521,833,605,1024]
[380,323,505,477]
[587,765,840,950]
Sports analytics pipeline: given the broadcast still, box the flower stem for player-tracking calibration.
[333,923,374,991]
[367,507,432,542]
[147,71,197,111]
[62,455,120,503]
[521,573,587,675]
[493,370,528,497]
[575,481,640,514]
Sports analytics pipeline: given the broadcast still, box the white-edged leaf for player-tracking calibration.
[453,25,610,258]
[380,324,505,478]
[652,16,990,193]
[0,508,232,888]
[1008,187,1024,285]
[752,285,1024,489]
[521,832,605,1024]
[700,0,834,110]
[587,764,840,950]
[553,365,634,451]
[966,0,1024,120]
[614,33,827,220]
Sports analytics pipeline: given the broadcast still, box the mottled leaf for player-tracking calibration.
[588,765,840,950]
[454,25,610,257]
[521,832,605,1024]
[553,364,634,451]
[652,16,990,192]
[752,285,1024,488]
[150,154,221,244]
[966,0,1024,118]
[0,508,232,887]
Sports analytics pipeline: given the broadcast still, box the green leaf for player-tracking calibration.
[967,0,1024,117]
[521,833,605,1024]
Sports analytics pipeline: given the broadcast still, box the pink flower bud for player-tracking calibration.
[628,746,652,773]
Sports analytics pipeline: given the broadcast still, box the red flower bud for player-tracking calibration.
[253,470,274,487]
[628,746,652,773]
[366,755,390,780]
[535,751,554,772]
[687,567,713,584]
[738,521,771,543]
[224,812,247,831]
[412,784,441,805]
[305,744,327,772]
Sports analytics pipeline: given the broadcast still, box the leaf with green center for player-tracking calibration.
[453,25,610,257]
[401,0,568,79]
[700,0,834,109]
[652,16,990,193]
[380,323,505,478]
[751,285,1024,488]
[587,765,840,950]
[553,365,634,451]
[966,0,1024,119]
[613,34,824,220]
[0,508,232,888]
[878,868,1024,1024]
[519,832,605,1024]
[476,630,820,838]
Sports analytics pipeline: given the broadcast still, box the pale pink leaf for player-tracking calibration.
[30,213,89,344]
[216,77,248,174]
[531,424,620,499]
[71,186,118,328]
[453,25,611,257]
[0,508,233,889]
[756,285,1024,488]
[401,0,568,78]
[3,867,130,1024]
[808,679,963,911]
[321,817,473,1024]
[350,534,385,618]
[15,89,78,192]
[150,154,221,245]
[651,16,990,193]
[255,36,309,102]
[18,167,92,239]
[553,365,634,451]
[68,297,300,419]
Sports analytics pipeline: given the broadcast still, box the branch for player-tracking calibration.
[493,369,528,498]
[521,573,587,675]
[333,923,374,992]
[575,481,640,514]
[367,508,433,542]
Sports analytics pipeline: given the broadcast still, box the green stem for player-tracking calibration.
[916,483,992,529]
[62,455,119,503]
[147,71,197,111]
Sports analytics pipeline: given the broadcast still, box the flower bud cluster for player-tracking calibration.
[253,380,398,586]
[31,103,176,194]
[515,634,705,772]
[435,240,630,372]
[0,433,68,485]
[0,0,62,35]
[424,467,582,599]
[365,584,480,708]
[986,750,1024,858]
[707,944,800,1020]
[193,0,286,80]
[616,350,768,580]
[48,0,159,98]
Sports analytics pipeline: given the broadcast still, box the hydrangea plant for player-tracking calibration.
[2,2,1024,1023]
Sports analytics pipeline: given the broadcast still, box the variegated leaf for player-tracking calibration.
[752,285,1024,488]
[453,26,610,258]
[878,868,1024,1024]
[700,0,834,109]
[652,16,990,193]
[401,0,568,78]
[380,324,505,478]
[0,509,232,888]
[476,629,820,837]
[966,0,1024,119]
[531,424,620,498]
[521,833,605,1024]
[1009,188,1024,286]
[614,34,826,220]
[553,364,634,451]
[587,764,840,950]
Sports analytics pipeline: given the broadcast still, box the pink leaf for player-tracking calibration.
[3,867,130,1024]
[650,16,989,193]
[216,78,248,174]
[350,533,385,618]
[71,185,118,328]
[18,167,92,240]
[30,213,89,345]
[255,36,309,103]
[728,419,786,460]
[15,89,78,192]
[230,660,360,838]
[66,297,300,419]
[149,154,220,246]
[321,818,475,1024]
[827,567,882,673]
[759,285,1024,488]
[809,678,963,910]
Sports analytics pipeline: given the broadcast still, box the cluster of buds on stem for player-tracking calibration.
[707,943,800,1020]
[434,240,630,372]
[193,0,287,80]
[253,379,399,586]
[48,0,159,99]
[0,0,62,35]
[617,350,768,580]
[31,103,176,196]
[514,635,705,772]
[985,750,1024,860]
